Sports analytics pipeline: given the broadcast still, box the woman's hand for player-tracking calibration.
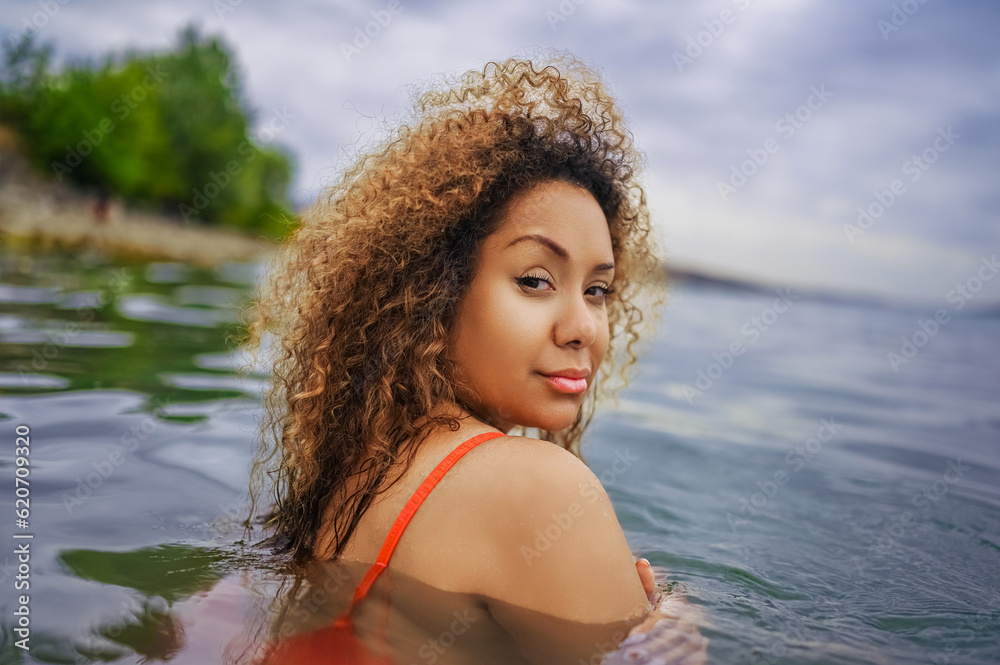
[609,556,708,664]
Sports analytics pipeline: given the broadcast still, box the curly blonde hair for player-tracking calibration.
[238,51,666,564]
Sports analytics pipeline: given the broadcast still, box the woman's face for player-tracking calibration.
[447,179,615,433]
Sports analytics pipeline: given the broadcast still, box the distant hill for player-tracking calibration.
[663,264,776,295]
[662,262,903,309]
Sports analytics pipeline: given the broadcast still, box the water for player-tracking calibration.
[1,245,998,664]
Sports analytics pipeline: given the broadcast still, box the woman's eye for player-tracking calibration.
[588,284,616,299]
[517,274,553,291]
[518,275,616,299]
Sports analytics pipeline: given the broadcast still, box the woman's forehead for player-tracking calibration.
[483,181,613,260]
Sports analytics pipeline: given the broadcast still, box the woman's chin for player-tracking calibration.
[512,407,580,433]
[460,398,581,434]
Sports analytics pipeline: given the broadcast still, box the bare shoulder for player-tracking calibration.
[464,435,649,623]
[472,433,595,479]
[462,435,609,514]
[465,433,616,522]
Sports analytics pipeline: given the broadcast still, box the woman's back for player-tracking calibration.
[304,416,649,663]
[311,416,506,591]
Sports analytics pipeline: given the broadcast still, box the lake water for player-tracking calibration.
[1,245,998,664]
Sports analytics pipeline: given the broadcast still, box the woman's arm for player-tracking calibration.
[478,439,653,624]
[467,440,647,663]
[476,439,707,663]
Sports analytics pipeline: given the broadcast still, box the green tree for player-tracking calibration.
[0,26,296,240]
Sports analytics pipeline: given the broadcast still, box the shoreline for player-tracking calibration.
[0,206,280,268]
[0,147,282,268]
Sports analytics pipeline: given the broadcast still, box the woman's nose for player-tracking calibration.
[554,293,598,348]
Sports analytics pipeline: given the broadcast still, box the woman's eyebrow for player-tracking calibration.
[505,234,614,272]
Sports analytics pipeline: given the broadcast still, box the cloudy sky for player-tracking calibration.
[6,0,999,304]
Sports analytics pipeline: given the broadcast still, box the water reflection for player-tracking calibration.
[58,544,231,662]
[66,547,672,665]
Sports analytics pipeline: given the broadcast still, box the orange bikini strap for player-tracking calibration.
[334,430,505,626]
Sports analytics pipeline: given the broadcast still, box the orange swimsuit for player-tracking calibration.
[259,431,506,664]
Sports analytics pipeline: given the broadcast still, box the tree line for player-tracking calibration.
[0,25,296,240]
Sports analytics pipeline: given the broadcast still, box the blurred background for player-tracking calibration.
[2,0,998,302]
[1,2,998,664]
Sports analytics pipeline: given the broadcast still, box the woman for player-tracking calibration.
[240,52,705,664]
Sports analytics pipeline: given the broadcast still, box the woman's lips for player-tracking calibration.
[543,374,588,394]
